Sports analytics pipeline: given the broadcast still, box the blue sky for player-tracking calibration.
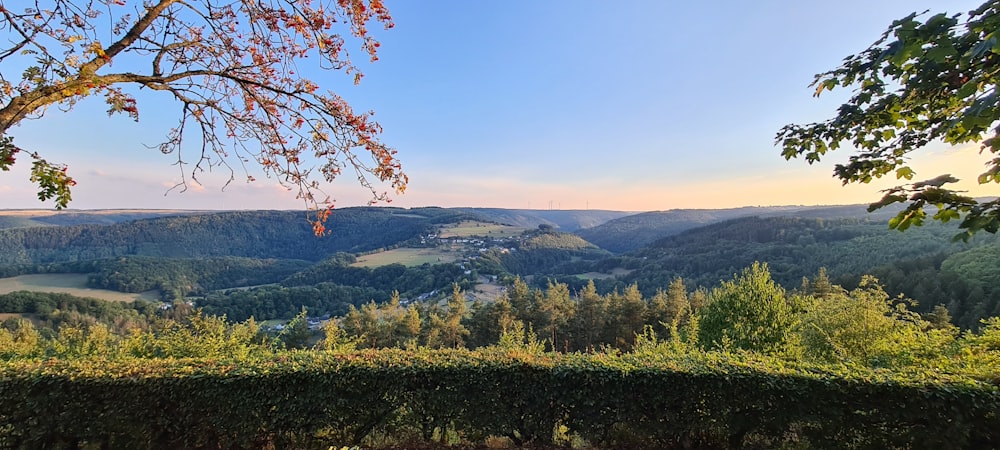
[2,0,991,211]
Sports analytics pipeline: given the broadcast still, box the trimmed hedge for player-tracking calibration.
[1,350,997,449]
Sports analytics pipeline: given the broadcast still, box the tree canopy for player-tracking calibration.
[777,2,1000,239]
[0,0,407,233]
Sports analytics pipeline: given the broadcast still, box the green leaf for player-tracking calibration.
[969,36,996,59]
[925,43,956,63]
[932,208,960,222]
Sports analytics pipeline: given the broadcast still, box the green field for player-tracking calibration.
[438,220,525,238]
[573,268,633,280]
[352,248,460,268]
[0,274,160,303]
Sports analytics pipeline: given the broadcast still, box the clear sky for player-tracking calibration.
[2,0,992,212]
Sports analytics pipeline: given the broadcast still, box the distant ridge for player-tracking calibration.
[575,204,902,254]
[610,214,984,299]
[0,207,632,232]
[455,208,634,232]
[0,209,209,228]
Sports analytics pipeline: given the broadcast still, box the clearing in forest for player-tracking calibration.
[0,274,160,303]
[438,220,525,238]
[352,248,460,268]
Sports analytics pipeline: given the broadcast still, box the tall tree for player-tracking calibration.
[533,281,574,352]
[664,277,691,324]
[607,283,646,350]
[777,2,1000,239]
[465,297,515,348]
[0,0,406,231]
[341,302,379,348]
[925,304,956,330]
[809,267,842,299]
[570,280,606,352]
[425,283,469,349]
[698,262,794,354]
[506,276,536,324]
[444,283,469,348]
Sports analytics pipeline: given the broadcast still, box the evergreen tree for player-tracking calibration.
[534,281,574,352]
[925,304,955,330]
[570,281,607,352]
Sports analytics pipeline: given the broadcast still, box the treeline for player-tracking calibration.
[0,262,961,367]
[86,256,312,299]
[331,264,959,369]
[280,258,474,296]
[0,291,160,334]
[198,283,386,322]
[194,260,476,321]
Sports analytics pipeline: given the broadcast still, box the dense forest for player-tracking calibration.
[574,205,899,254]
[2,263,999,448]
[578,216,1000,329]
[0,208,470,265]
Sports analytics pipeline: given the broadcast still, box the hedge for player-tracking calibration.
[0,349,997,449]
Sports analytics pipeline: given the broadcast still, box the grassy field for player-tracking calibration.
[0,312,38,321]
[0,274,160,303]
[468,276,505,302]
[573,268,633,280]
[352,248,460,268]
[438,220,525,238]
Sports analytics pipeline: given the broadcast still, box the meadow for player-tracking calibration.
[352,248,460,267]
[0,274,159,303]
[437,220,525,238]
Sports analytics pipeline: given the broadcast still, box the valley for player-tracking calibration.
[3,205,1000,448]
[2,205,997,327]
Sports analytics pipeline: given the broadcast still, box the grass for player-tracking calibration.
[353,248,461,268]
[438,221,525,238]
[0,312,38,321]
[0,274,160,303]
[573,268,632,280]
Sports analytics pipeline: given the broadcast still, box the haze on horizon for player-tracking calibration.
[1,0,993,212]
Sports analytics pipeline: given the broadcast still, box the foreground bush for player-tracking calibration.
[1,349,997,449]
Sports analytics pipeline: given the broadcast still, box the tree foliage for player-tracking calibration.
[798,276,915,363]
[698,262,794,354]
[777,2,1000,239]
[0,0,406,230]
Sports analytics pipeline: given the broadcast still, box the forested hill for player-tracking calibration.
[0,208,473,265]
[454,208,633,231]
[0,208,632,232]
[621,216,949,288]
[0,210,207,229]
[594,215,1000,327]
[576,204,900,254]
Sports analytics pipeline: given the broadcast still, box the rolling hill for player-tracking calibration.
[574,204,901,254]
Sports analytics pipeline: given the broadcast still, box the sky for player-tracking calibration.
[2,0,993,212]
